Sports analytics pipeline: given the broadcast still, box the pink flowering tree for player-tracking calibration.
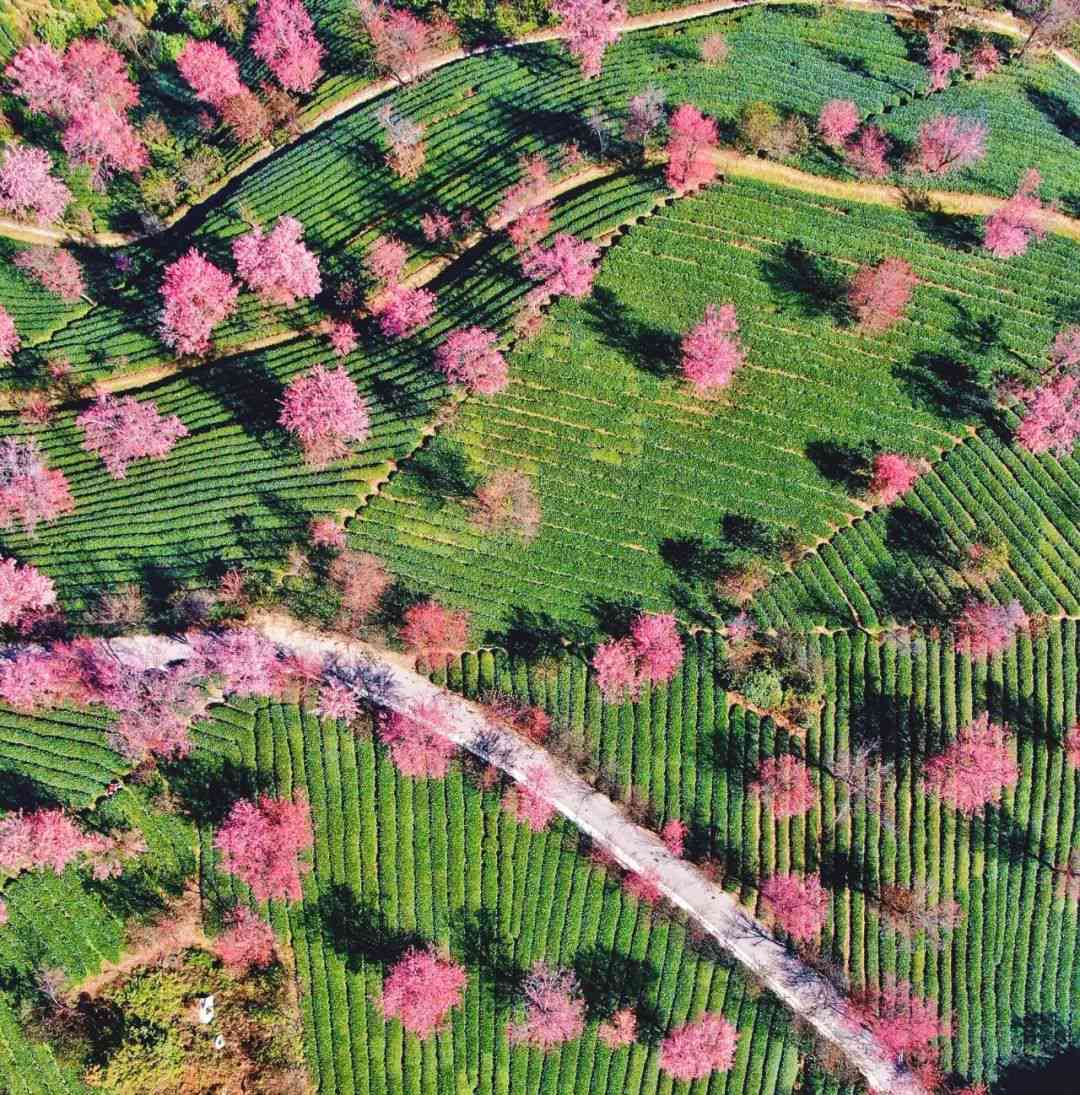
[357,1,452,84]
[215,793,314,901]
[552,0,627,79]
[379,947,467,1036]
[680,302,745,395]
[468,469,541,541]
[233,216,322,306]
[191,627,284,696]
[502,764,557,832]
[279,364,370,467]
[14,248,85,303]
[159,249,239,356]
[867,452,926,505]
[435,327,509,394]
[0,307,18,364]
[760,872,829,942]
[375,285,437,339]
[0,146,71,225]
[844,124,891,178]
[847,257,918,332]
[0,437,75,535]
[252,0,325,93]
[952,599,1029,659]
[329,549,393,627]
[751,755,816,819]
[366,236,408,288]
[660,818,688,857]
[1065,724,1080,770]
[817,99,860,148]
[76,395,188,479]
[631,612,683,684]
[521,234,600,301]
[908,114,988,176]
[177,39,245,109]
[592,637,640,703]
[598,1008,637,1048]
[925,30,962,92]
[923,713,1019,815]
[5,43,74,117]
[316,676,361,722]
[0,806,142,882]
[399,598,470,664]
[105,664,208,764]
[1012,374,1080,455]
[970,39,1001,78]
[1050,325,1080,372]
[507,962,585,1051]
[851,978,948,1068]
[326,321,358,358]
[984,168,1048,258]
[0,557,55,628]
[494,155,551,250]
[659,1012,739,1081]
[664,103,719,194]
[213,906,277,973]
[63,102,148,186]
[378,698,457,778]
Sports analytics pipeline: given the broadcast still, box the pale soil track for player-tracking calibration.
[101,617,929,1095]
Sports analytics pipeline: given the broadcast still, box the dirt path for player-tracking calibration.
[104,619,928,1095]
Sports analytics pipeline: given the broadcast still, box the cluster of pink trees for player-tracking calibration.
[922,713,1019,815]
[379,947,467,1036]
[508,962,586,1050]
[0,436,75,535]
[552,0,627,79]
[816,99,891,178]
[751,755,815,819]
[680,302,745,395]
[233,215,322,305]
[357,1,454,84]
[1011,371,1080,454]
[0,806,144,882]
[213,906,277,973]
[0,145,71,226]
[76,394,188,479]
[378,698,458,777]
[364,236,436,338]
[592,612,684,702]
[279,364,370,467]
[926,28,1000,90]
[159,248,239,356]
[851,978,948,1070]
[952,598,1030,658]
[0,307,18,365]
[664,104,719,194]
[6,39,147,187]
[215,792,314,900]
[659,1011,738,1080]
[252,0,324,93]
[847,257,918,333]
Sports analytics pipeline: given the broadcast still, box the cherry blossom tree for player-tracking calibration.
[63,103,148,186]
[191,627,284,697]
[522,234,600,301]
[0,557,55,627]
[76,394,188,479]
[680,302,745,395]
[844,123,891,178]
[664,103,719,194]
[867,452,926,505]
[700,33,729,65]
[213,906,276,972]
[105,662,210,764]
[984,168,1048,258]
[502,764,557,831]
[592,637,640,703]
[379,947,467,1036]
[252,0,325,93]
[660,818,688,857]
[0,808,139,880]
[631,612,683,684]
[376,103,425,179]
[6,38,137,119]
[5,43,73,117]
[623,869,663,903]
[311,517,347,551]
[1051,325,1080,372]
[925,30,962,92]
[435,327,509,395]
[847,257,917,332]
[177,39,245,109]
[1015,0,1080,57]
[817,99,860,148]
[365,235,408,288]
[923,713,1019,815]
[327,320,358,357]
[552,0,626,79]
[1065,723,1080,770]
[1012,373,1080,454]
[279,364,370,467]
[659,1012,738,1080]
[329,549,392,627]
[14,247,85,302]
[220,90,272,143]
[233,215,321,305]
[378,698,457,777]
[159,249,239,356]
[598,1008,637,1048]
[399,599,470,664]
[375,285,436,339]
[908,114,988,176]
[215,793,313,901]
[851,978,948,1068]
[751,756,816,819]
[0,146,71,225]
[508,962,585,1050]
[970,39,1002,78]
[316,676,361,721]
[0,437,75,535]
[760,872,829,942]
[0,307,18,365]
[468,469,540,540]
[494,155,552,251]
[357,1,452,84]
[952,599,1030,659]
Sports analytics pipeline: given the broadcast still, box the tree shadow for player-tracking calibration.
[884,505,958,566]
[580,286,682,379]
[994,1016,1080,1092]
[449,907,525,1005]
[1024,85,1080,146]
[572,947,663,1036]
[160,753,268,827]
[759,239,848,321]
[586,595,645,639]
[803,438,876,493]
[893,350,992,424]
[950,302,1003,357]
[819,846,876,895]
[0,770,63,814]
[971,806,1038,869]
[409,436,480,505]
[318,884,424,972]
[187,350,289,452]
[848,686,933,761]
[487,604,592,659]
[659,536,729,585]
